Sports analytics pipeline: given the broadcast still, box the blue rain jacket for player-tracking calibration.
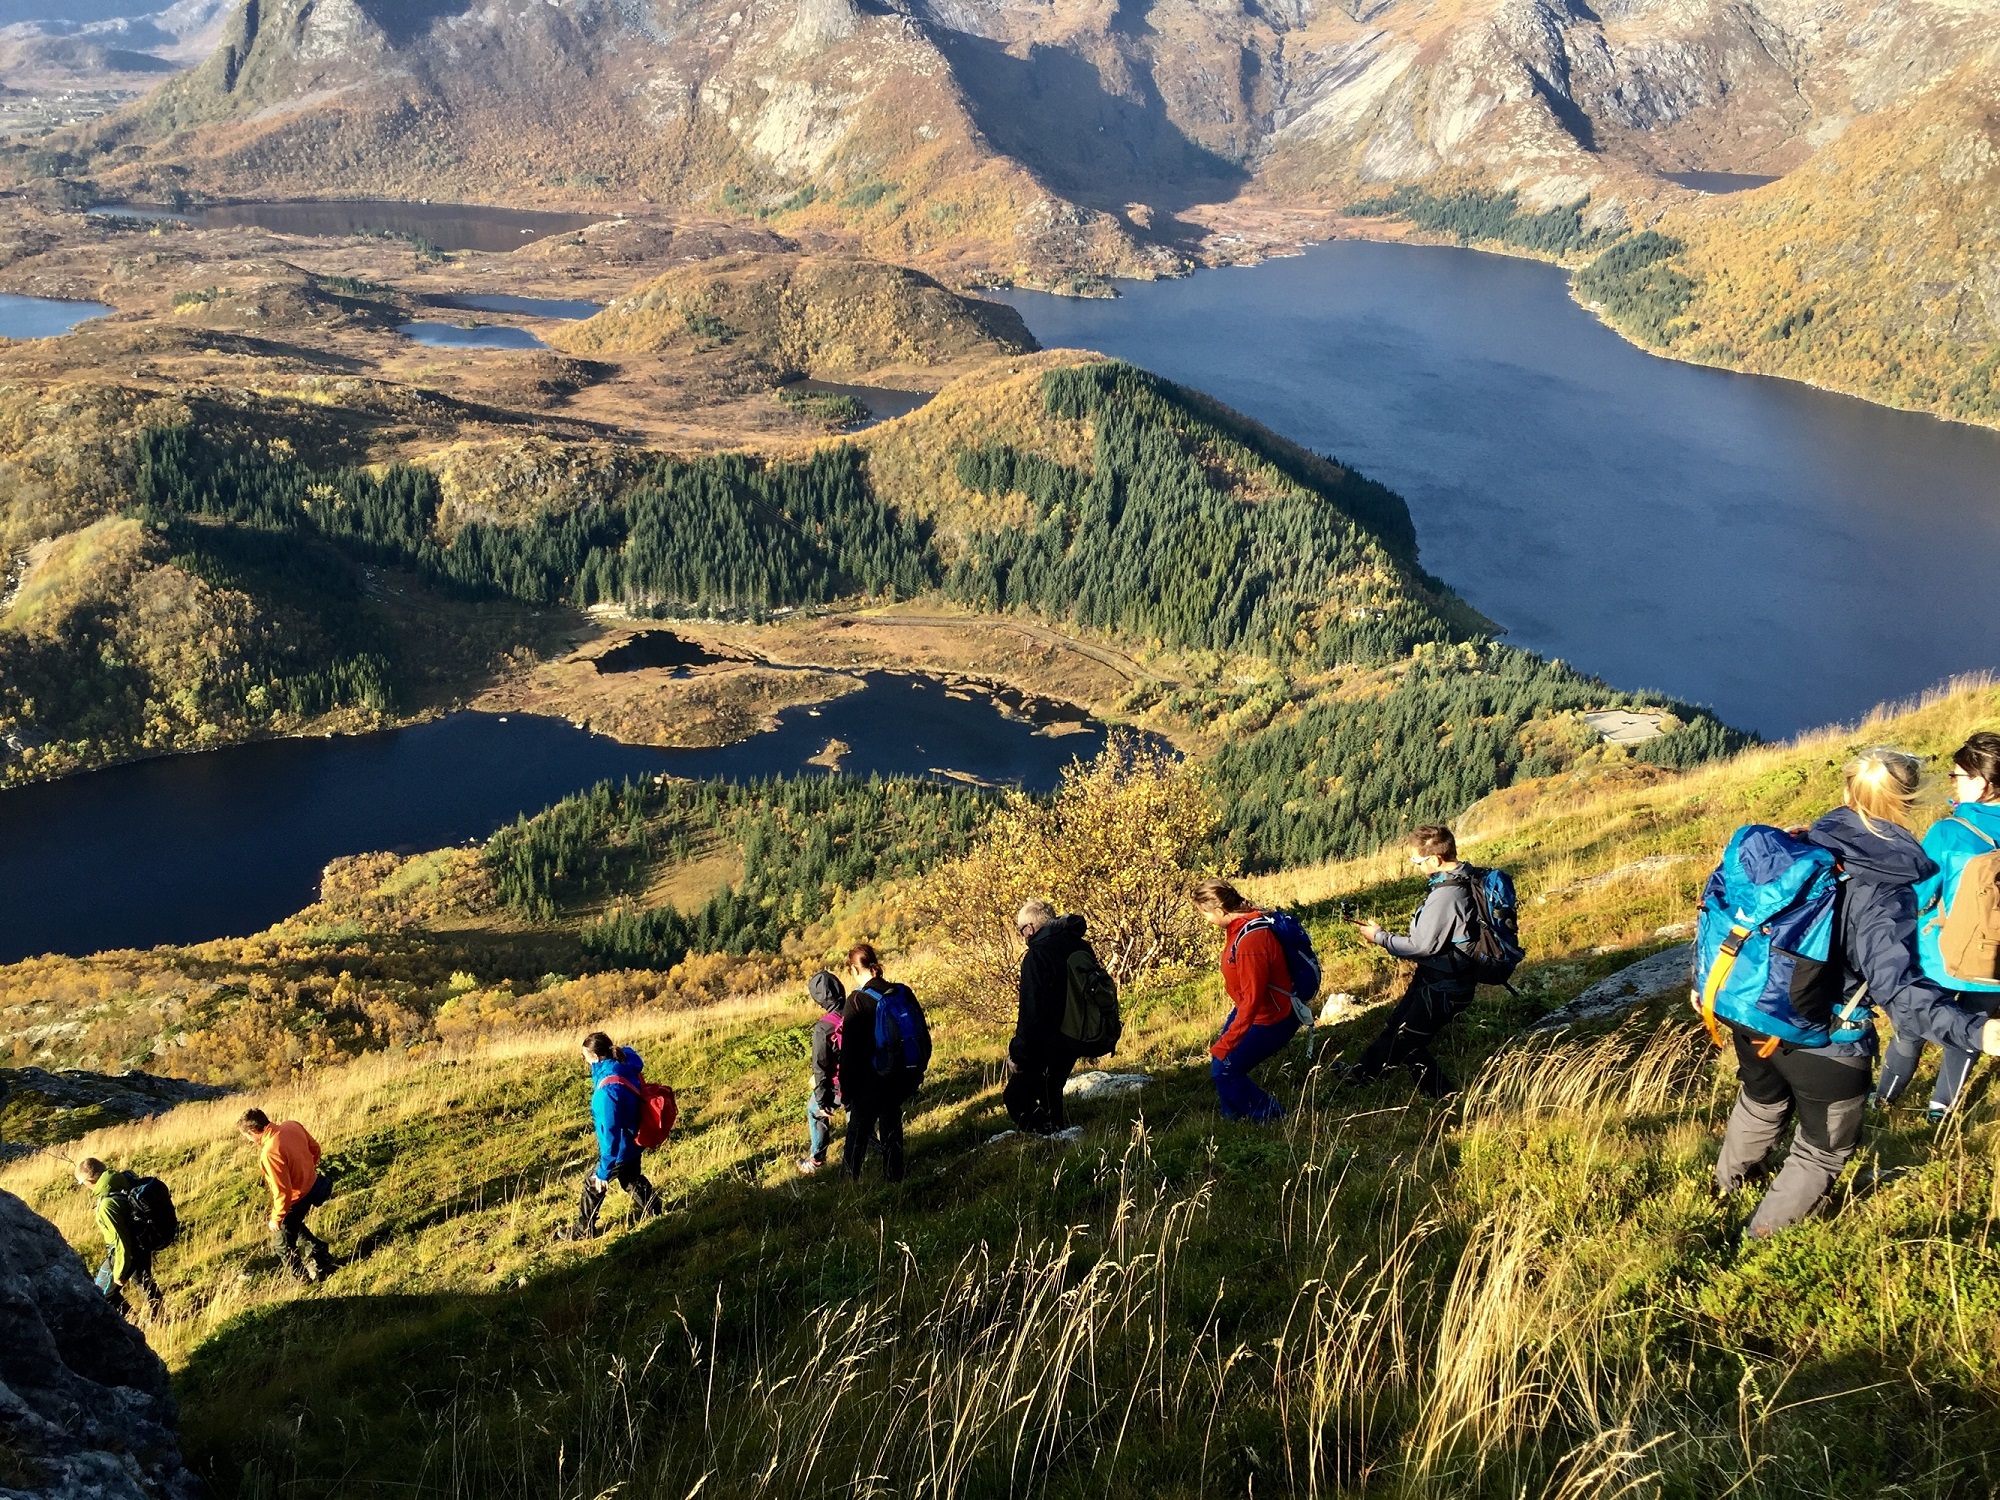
[590,1046,646,1180]
[1916,799,2000,994]
[1808,807,1987,1056]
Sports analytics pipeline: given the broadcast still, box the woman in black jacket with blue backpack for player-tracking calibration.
[1711,750,2000,1237]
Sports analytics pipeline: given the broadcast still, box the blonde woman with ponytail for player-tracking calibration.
[1716,749,2000,1237]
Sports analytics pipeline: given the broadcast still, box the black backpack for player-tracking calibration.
[1058,944,1122,1058]
[1451,866,1526,987]
[124,1176,179,1252]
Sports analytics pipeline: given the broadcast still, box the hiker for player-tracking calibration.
[1006,899,1097,1137]
[75,1157,163,1318]
[1882,732,2000,1119]
[800,970,846,1175]
[1710,750,2000,1236]
[1348,825,1481,1098]
[239,1108,336,1283]
[566,1031,664,1239]
[1194,879,1305,1122]
[838,943,929,1182]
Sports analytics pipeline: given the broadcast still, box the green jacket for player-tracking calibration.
[93,1170,143,1282]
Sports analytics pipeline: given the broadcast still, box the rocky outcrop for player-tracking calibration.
[0,1069,230,1157]
[1533,943,1693,1031]
[0,1190,199,1499]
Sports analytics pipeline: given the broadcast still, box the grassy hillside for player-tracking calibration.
[1602,58,2000,426]
[8,679,2000,1497]
[551,254,1036,382]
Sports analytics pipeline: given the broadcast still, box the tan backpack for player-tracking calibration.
[1937,818,2000,984]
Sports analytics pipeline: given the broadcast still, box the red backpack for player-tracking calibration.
[602,1075,678,1149]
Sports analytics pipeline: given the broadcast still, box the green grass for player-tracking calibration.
[10,682,2000,1497]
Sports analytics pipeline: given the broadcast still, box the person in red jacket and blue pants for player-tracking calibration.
[1195,878,1303,1122]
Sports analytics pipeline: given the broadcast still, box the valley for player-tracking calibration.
[3,6,2000,1496]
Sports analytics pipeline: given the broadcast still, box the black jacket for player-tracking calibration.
[1013,914,1089,1068]
[808,971,844,1112]
[836,988,892,1104]
[1809,807,1986,1055]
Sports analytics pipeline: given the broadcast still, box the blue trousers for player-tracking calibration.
[1878,1032,1978,1115]
[1211,1010,1302,1121]
[807,1094,835,1162]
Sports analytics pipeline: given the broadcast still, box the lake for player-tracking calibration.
[0,293,110,339]
[998,240,2000,738]
[0,676,1109,961]
[88,200,604,253]
[400,321,547,350]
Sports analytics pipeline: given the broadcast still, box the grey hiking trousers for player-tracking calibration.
[1714,1030,1870,1238]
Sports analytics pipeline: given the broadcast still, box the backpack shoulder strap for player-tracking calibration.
[598,1074,638,1096]
[1226,913,1273,964]
[1948,816,2000,851]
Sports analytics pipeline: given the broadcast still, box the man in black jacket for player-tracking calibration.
[1007,899,1089,1136]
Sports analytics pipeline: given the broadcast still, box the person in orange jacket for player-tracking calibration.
[1194,879,1305,1121]
[238,1108,336,1282]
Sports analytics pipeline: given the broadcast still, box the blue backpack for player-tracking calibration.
[1229,911,1322,1014]
[1458,867,1525,985]
[1695,825,1853,1051]
[869,982,932,1078]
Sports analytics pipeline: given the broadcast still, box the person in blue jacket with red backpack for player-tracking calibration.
[562,1030,664,1240]
[1194,879,1304,1122]
[1879,732,2000,1120]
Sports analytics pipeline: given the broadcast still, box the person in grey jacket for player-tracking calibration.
[1348,823,1481,1098]
[1716,751,2000,1237]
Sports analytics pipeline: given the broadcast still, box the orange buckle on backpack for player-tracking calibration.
[1700,924,1752,1049]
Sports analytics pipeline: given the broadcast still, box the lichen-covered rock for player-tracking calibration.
[0,1190,199,1500]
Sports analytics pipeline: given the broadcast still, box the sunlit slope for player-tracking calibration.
[9,685,2000,1496]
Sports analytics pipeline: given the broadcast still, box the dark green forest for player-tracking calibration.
[1348,186,1609,258]
[946,363,1455,666]
[1211,647,1753,869]
[1574,232,1698,346]
[485,774,995,967]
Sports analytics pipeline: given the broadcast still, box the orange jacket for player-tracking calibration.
[1212,911,1295,1058]
[259,1120,321,1227]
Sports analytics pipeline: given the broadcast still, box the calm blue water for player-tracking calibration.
[444,293,602,320]
[0,294,109,339]
[0,677,1107,960]
[400,321,547,350]
[999,240,2000,738]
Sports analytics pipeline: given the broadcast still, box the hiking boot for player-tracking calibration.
[797,1157,824,1176]
[553,1222,602,1244]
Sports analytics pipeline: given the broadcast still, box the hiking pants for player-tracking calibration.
[575,1157,662,1235]
[1005,1050,1078,1135]
[845,1083,909,1182]
[1212,1012,1302,1122]
[1715,1032,1870,1237]
[1877,1031,1978,1116]
[276,1173,334,1278]
[807,1093,836,1164]
[97,1252,163,1317]
[1352,974,1477,1098]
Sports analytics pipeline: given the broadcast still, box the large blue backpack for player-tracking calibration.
[1229,911,1322,1022]
[869,982,932,1079]
[1695,825,1853,1051]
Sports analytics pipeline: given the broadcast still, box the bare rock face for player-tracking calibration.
[0,1190,198,1500]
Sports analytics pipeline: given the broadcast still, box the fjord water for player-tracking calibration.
[1001,240,2000,739]
[0,677,1106,962]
